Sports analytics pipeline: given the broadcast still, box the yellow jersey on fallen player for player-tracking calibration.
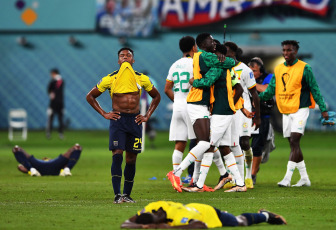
[137,201,222,228]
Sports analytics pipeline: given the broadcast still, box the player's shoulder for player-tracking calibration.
[171,57,193,69]
[107,70,119,77]
[134,70,143,76]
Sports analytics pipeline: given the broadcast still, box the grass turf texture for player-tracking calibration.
[0,130,335,229]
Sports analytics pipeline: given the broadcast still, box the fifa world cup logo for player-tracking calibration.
[281,73,290,92]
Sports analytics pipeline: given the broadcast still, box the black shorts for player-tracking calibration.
[109,112,143,154]
[251,117,270,157]
[29,155,68,176]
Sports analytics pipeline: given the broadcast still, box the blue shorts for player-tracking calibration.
[109,112,142,154]
[214,208,239,227]
[29,155,68,176]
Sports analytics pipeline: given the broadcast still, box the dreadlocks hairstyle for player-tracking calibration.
[281,40,300,51]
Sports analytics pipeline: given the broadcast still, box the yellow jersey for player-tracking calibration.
[137,201,222,228]
[96,62,153,98]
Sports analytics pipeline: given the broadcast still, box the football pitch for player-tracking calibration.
[0,130,335,229]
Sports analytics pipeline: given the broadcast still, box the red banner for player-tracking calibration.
[159,0,331,28]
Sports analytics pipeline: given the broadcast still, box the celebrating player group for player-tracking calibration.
[165,33,332,193]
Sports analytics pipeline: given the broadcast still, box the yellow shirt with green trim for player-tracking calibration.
[96,62,153,97]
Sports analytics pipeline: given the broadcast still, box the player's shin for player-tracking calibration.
[196,152,213,188]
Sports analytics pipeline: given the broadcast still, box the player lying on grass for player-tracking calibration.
[121,201,286,229]
[12,143,82,176]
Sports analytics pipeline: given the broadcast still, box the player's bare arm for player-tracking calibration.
[86,87,121,120]
[135,87,161,125]
[248,86,261,130]
[164,81,174,102]
[233,83,243,104]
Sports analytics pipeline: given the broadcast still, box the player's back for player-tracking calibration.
[167,57,193,111]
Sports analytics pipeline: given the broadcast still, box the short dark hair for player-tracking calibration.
[50,68,59,74]
[135,213,154,224]
[281,40,300,50]
[196,33,211,48]
[216,44,227,55]
[224,41,239,53]
[118,47,134,56]
[179,36,195,53]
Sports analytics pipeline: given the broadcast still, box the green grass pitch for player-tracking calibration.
[0,130,335,229]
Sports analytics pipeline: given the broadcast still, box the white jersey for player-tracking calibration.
[233,62,256,110]
[166,57,193,112]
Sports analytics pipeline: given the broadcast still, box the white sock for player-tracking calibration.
[213,148,227,176]
[192,160,201,183]
[224,153,244,186]
[296,160,309,179]
[231,145,245,179]
[174,141,210,177]
[196,152,213,188]
[244,147,253,179]
[172,150,183,170]
[283,161,297,182]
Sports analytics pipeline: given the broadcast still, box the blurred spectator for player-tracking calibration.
[248,57,275,185]
[46,68,65,140]
[96,0,157,37]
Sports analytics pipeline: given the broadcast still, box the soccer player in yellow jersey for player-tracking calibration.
[86,48,161,203]
[121,201,287,228]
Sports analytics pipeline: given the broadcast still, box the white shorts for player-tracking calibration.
[210,115,233,147]
[187,104,210,125]
[283,108,309,138]
[237,109,253,137]
[231,113,240,147]
[169,109,196,141]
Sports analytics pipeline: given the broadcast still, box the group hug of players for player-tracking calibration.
[165,33,331,193]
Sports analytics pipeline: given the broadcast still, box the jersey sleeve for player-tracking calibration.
[304,65,327,112]
[166,65,174,82]
[140,74,154,92]
[193,68,223,88]
[96,75,112,93]
[259,74,275,101]
[201,52,236,69]
[244,68,256,89]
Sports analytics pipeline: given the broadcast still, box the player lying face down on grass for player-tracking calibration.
[121,201,287,229]
[12,143,82,176]
[86,47,161,203]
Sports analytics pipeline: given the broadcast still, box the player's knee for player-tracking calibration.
[198,141,211,151]
[239,138,249,150]
[236,215,248,226]
[125,152,137,164]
